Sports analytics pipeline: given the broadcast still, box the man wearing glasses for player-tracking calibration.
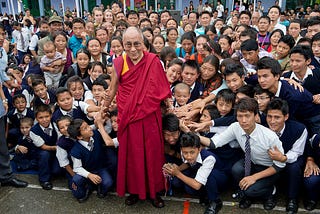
[106,27,171,208]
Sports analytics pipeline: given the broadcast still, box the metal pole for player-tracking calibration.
[10,0,16,20]
[75,0,80,17]
[61,0,65,17]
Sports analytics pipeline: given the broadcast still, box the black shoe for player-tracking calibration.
[199,196,209,206]
[2,178,28,188]
[286,199,298,214]
[239,197,252,209]
[40,181,53,190]
[264,195,277,210]
[77,188,91,203]
[96,185,107,199]
[151,195,165,208]
[125,194,139,206]
[204,199,223,214]
[305,200,317,211]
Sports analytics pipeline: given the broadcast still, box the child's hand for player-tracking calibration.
[17,145,28,154]
[88,173,102,184]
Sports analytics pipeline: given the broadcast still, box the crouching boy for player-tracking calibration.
[163,132,228,214]
[68,119,113,203]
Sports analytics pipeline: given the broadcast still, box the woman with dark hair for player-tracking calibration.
[200,55,226,98]
[53,31,73,74]
[60,48,91,87]
[267,29,284,53]
[87,38,109,67]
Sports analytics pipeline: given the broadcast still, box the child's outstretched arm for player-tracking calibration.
[95,112,115,147]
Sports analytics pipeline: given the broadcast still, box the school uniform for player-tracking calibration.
[275,80,320,135]
[13,135,38,171]
[7,107,34,146]
[282,67,320,96]
[82,76,93,91]
[33,90,56,107]
[56,135,75,189]
[303,136,320,203]
[70,130,113,199]
[189,81,204,103]
[310,56,320,69]
[172,149,228,201]
[51,102,90,124]
[275,120,307,200]
[211,122,286,199]
[30,123,61,183]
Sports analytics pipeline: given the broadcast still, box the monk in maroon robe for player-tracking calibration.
[107,27,171,208]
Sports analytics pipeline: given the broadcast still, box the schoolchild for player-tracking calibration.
[83,61,105,90]
[266,98,307,214]
[163,132,228,214]
[32,79,56,108]
[29,104,62,190]
[6,94,34,148]
[13,117,38,171]
[173,82,191,108]
[56,116,75,189]
[51,87,98,124]
[181,60,204,102]
[68,119,114,202]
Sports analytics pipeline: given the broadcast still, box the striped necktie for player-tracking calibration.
[244,134,251,177]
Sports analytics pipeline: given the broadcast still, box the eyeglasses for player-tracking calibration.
[124,42,142,49]
[254,96,270,101]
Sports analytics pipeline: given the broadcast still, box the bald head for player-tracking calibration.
[123,26,144,41]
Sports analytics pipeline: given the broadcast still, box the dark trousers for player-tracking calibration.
[232,159,280,199]
[72,168,113,199]
[0,116,13,182]
[304,174,320,201]
[172,167,228,201]
[101,147,118,181]
[17,50,27,65]
[37,150,62,182]
[278,156,304,199]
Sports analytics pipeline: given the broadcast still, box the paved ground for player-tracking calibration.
[0,174,319,214]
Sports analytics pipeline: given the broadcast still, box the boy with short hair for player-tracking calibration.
[68,118,114,202]
[200,98,286,210]
[7,94,34,148]
[68,18,88,58]
[275,35,296,73]
[40,41,66,90]
[32,79,56,107]
[258,56,320,135]
[29,104,61,190]
[311,32,320,69]
[266,98,307,214]
[13,117,38,171]
[163,132,228,214]
[52,87,98,125]
[223,64,246,93]
[56,115,75,189]
[181,60,204,102]
[173,82,191,107]
[92,79,108,106]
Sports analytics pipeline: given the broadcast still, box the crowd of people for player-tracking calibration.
[0,1,320,214]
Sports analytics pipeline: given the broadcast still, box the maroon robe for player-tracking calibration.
[114,52,171,199]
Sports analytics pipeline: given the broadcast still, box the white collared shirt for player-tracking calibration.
[30,123,54,147]
[289,67,313,83]
[211,122,286,168]
[72,137,94,178]
[182,152,216,185]
[276,124,308,163]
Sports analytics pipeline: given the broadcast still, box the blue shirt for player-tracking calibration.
[0,47,8,118]
[68,35,87,58]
